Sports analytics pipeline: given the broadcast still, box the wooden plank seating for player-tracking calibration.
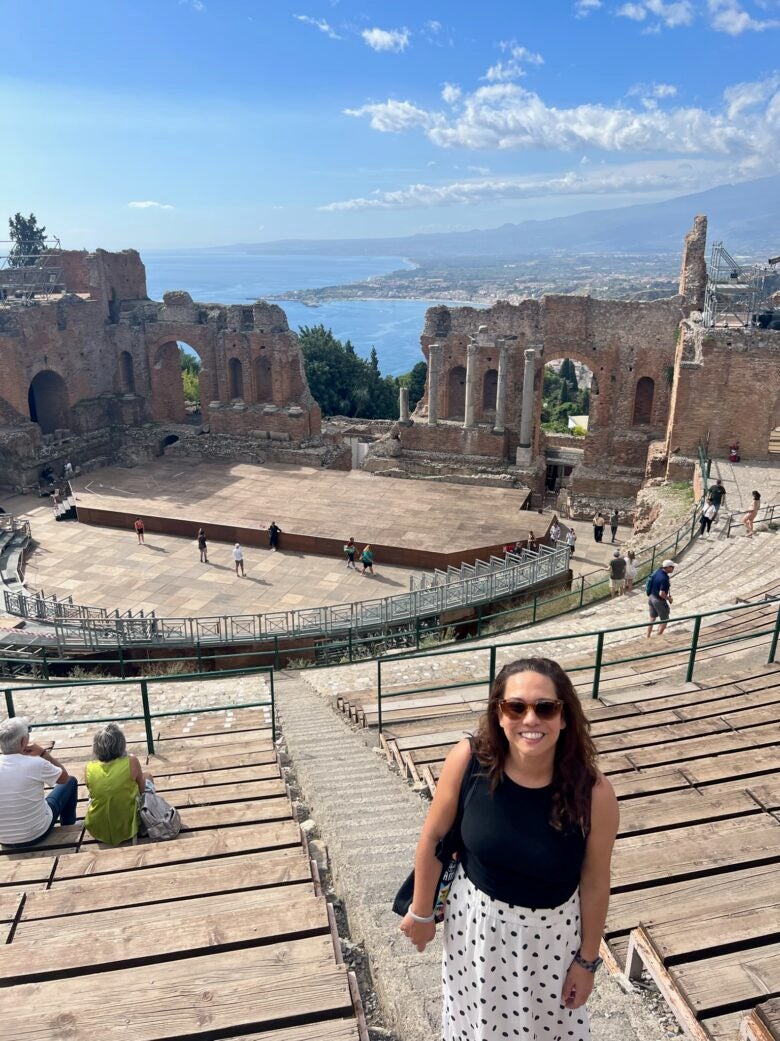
[0,707,366,1041]
[742,998,780,1041]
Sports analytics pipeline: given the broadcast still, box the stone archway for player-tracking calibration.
[446,366,467,420]
[228,357,244,400]
[254,354,273,402]
[633,377,655,425]
[150,341,187,423]
[482,368,498,412]
[28,370,70,434]
[119,351,136,394]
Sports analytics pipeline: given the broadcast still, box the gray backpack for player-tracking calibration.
[137,790,182,841]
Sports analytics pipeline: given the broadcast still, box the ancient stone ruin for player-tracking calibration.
[1,218,778,514]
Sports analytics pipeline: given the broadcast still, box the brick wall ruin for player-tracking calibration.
[0,250,321,489]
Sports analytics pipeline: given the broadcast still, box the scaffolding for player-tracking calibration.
[702,241,767,328]
[0,237,64,306]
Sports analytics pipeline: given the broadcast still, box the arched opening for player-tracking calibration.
[254,353,273,402]
[446,365,467,420]
[119,351,135,394]
[150,341,202,423]
[632,376,655,425]
[158,434,180,455]
[228,357,244,400]
[542,358,594,492]
[28,370,70,434]
[482,368,498,412]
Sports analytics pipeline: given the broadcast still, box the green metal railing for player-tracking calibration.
[2,665,276,754]
[0,496,704,677]
[374,597,780,731]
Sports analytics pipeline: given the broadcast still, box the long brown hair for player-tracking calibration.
[473,657,598,833]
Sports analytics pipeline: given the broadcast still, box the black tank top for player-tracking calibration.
[460,765,587,909]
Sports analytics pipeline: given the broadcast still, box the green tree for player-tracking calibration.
[298,324,399,419]
[179,346,201,405]
[8,212,47,267]
[559,358,578,390]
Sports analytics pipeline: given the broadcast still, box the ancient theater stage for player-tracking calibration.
[72,460,534,571]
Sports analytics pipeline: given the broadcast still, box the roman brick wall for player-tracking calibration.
[666,322,780,461]
[398,421,507,459]
[415,294,682,473]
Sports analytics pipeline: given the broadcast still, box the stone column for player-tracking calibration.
[493,339,509,435]
[427,343,441,426]
[399,386,410,424]
[463,340,478,429]
[516,347,537,465]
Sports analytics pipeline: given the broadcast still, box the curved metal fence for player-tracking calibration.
[3,542,571,651]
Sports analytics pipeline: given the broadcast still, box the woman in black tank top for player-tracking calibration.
[400,657,619,1041]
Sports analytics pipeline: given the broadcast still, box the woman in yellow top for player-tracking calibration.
[84,722,155,846]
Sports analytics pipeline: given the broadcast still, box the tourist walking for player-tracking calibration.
[609,509,619,543]
[134,517,145,544]
[743,490,761,537]
[549,517,561,543]
[399,657,618,1041]
[608,549,626,598]
[233,542,245,576]
[565,527,577,559]
[592,511,605,543]
[268,521,281,552]
[707,478,727,518]
[624,550,637,593]
[360,544,375,575]
[647,559,676,637]
[699,498,717,537]
[527,530,537,552]
[197,527,209,563]
[343,537,357,569]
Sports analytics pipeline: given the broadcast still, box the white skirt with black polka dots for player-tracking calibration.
[441,865,590,1041]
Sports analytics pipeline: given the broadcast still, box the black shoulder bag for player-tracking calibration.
[392,745,480,922]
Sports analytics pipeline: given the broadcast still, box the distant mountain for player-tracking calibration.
[228,175,780,259]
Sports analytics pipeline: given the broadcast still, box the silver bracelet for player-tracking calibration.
[408,909,435,924]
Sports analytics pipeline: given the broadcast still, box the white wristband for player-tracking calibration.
[409,909,435,924]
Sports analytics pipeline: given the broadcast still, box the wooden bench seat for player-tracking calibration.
[742,997,780,1041]
[0,940,353,1041]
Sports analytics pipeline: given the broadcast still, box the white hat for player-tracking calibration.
[613,550,621,557]
[662,559,676,568]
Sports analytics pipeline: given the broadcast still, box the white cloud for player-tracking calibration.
[344,74,780,163]
[707,0,780,33]
[426,20,442,33]
[319,159,737,212]
[441,83,462,104]
[618,3,648,18]
[483,43,544,83]
[574,0,603,15]
[361,27,410,53]
[617,0,695,25]
[343,99,436,132]
[127,200,174,210]
[628,81,679,104]
[293,14,342,39]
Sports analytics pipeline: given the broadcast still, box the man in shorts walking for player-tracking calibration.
[647,559,676,637]
[609,549,626,599]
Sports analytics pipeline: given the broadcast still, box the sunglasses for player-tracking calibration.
[499,699,563,721]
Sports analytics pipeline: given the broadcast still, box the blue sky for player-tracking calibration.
[2,0,779,249]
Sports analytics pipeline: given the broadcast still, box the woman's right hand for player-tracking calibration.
[399,912,437,952]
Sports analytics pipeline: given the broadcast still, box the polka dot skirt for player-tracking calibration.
[441,865,589,1041]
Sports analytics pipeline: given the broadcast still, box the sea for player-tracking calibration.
[143,251,479,377]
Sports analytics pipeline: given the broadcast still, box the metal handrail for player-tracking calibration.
[4,545,572,651]
[374,597,780,730]
[2,664,276,754]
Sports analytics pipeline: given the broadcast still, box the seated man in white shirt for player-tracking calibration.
[0,716,78,848]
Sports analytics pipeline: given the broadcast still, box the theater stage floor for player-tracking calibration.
[70,459,534,567]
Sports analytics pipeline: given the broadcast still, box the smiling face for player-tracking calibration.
[497,670,566,764]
